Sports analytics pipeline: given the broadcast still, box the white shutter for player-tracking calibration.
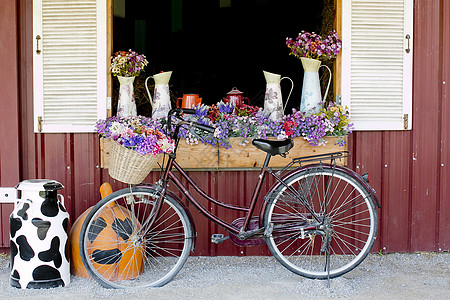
[33,0,107,133]
[341,0,413,130]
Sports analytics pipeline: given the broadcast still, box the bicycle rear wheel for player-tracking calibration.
[79,187,193,288]
[264,165,378,279]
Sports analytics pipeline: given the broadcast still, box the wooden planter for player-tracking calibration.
[100,136,347,171]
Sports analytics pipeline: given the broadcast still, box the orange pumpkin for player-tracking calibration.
[69,183,145,281]
[69,207,93,278]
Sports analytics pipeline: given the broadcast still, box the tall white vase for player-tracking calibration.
[117,76,137,117]
[300,57,322,113]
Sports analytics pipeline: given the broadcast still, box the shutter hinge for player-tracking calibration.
[403,114,408,129]
[38,116,43,132]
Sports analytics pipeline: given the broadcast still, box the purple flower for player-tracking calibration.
[286,30,342,61]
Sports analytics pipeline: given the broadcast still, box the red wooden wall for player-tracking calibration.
[0,0,20,248]
[0,0,449,254]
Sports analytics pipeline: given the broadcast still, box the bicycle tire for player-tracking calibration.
[264,165,378,279]
[79,187,193,288]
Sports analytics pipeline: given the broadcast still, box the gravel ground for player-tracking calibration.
[0,252,448,299]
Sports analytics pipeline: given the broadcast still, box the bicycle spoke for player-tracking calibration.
[265,167,378,279]
[80,188,193,288]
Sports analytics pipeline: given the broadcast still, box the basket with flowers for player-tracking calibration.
[95,116,174,184]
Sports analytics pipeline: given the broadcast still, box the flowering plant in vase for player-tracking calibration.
[95,116,174,156]
[110,50,148,117]
[286,30,342,61]
[110,49,149,77]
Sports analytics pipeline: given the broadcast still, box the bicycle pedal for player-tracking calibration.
[211,234,229,244]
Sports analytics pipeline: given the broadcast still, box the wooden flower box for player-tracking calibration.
[100,136,347,171]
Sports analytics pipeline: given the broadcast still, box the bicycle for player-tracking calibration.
[79,108,380,289]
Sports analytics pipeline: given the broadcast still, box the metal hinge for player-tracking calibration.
[38,116,43,132]
[403,114,408,129]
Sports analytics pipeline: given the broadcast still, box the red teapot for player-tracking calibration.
[224,87,250,108]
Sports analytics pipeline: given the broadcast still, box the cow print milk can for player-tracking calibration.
[9,179,70,289]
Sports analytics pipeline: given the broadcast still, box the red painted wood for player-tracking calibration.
[351,131,383,252]
[410,0,441,251]
[382,131,412,252]
[0,0,20,247]
[438,0,450,251]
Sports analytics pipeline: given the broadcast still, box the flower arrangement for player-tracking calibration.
[110,49,149,77]
[95,116,174,156]
[286,30,342,61]
[281,102,353,146]
[95,102,352,152]
[178,101,353,148]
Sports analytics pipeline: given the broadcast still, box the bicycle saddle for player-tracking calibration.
[252,139,294,156]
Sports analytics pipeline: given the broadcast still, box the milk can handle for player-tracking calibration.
[57,194,64,205]
[280,77,294,112]
[145,76,154,107]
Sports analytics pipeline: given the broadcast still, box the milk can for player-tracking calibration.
[9,179,70,289]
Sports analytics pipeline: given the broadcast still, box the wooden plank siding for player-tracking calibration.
[0,0,449,254]
[439,0,450,251]
[0,0,20,248]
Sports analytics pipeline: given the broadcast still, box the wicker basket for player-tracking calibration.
[108,139,160,184]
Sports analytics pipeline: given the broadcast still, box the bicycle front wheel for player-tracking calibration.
[264,165,378,279]
[79,187,193,288]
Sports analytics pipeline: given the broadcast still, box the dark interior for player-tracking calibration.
[113,0,329,115]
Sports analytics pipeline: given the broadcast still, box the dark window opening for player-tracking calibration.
[113,0,332,116]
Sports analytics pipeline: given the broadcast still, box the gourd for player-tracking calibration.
[69,183,144,280]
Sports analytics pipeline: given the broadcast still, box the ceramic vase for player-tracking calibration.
[300,57,322,113]
[145,71,173,119]
[263,71,294,121]
[117,76,137,117]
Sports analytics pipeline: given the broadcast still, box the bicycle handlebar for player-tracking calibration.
[195,123,215,133]
[167,108,216,139]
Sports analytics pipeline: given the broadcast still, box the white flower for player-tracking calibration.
[277,130,288,140]
[159,137,175,153]
[109,122,125,136]
[213,128,221,138]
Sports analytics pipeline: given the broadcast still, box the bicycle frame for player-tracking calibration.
[145,110,372,241]
[156,154,271,238]
[147,149,326,241]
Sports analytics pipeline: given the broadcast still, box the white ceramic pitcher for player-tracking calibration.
[263,71,294,121]
[299,57,332,113]
[145,71,173,119]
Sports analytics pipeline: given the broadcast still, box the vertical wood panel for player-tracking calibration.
[352,131,384,251]
[382,131,412,251]
[410,0,441,251]
[438,0,450,251]
[72,134,102,221]
[0,0,20,247]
